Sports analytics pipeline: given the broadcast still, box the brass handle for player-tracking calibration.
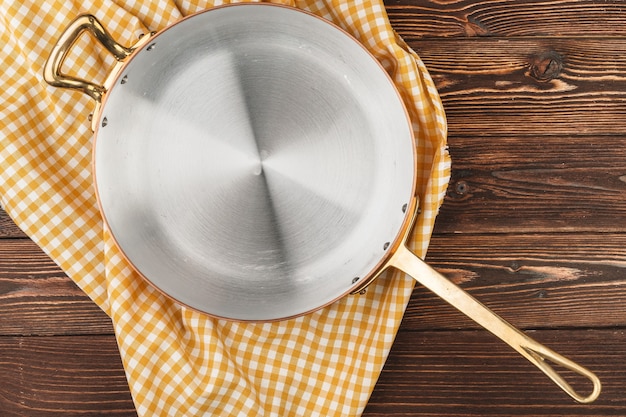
[388,244,601,403]
[43,14,135,102]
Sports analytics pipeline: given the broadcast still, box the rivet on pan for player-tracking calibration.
[88,113,93,122]
[121,75,128,84]
[147,43,156,51]
[402,203,408,213]
[383,242,390,250]
[352,277,360,284]
[101,117,108,127]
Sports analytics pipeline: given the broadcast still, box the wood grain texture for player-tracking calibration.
[408,233,626,330]
[0,239,113,336]
[0,335,136,417]
[435,135,626,234]
[364,329,626,416]
[0,330,620,417]
[384,0,626,38]
[407,38,626,137]
[0,208,27,238]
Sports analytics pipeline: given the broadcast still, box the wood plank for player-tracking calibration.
[364,328,626,416]
[405,38,626,136]
[385,0,626,38]
[434,135,626,234]
[0,208,27,238]
[2,231,623,334]
[0,335,136,417]
[0,330,621,417]
[401,232,626,330]
[0,238,113,336]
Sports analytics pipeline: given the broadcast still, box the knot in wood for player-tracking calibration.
[455,180,469,195]
[463,17,490,37]
[529,51,563,81]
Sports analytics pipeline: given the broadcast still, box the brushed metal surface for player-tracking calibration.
[93,4,415,320]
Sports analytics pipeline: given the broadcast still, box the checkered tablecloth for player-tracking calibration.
[0,0,450,415]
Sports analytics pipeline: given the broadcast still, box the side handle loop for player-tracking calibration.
[43,14,135,102]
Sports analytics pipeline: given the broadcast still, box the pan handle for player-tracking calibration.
[43,14,145,103]
[388,243,601,404]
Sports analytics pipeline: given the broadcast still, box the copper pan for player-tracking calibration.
[44,3,600,403]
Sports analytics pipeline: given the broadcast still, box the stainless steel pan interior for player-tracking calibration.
[44,3,600,403]
[93,5,416,320]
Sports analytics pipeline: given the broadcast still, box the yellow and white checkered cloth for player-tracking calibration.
[1,0,450,415]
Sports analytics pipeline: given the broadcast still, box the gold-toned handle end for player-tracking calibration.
[523,345,601,404]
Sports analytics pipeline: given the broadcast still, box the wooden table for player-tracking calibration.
[2,1,625,415]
